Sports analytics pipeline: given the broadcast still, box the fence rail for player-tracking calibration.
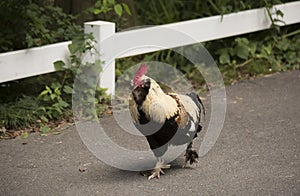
[1,1,300,94]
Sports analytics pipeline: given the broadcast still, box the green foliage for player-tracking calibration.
[64,33,109,120]
[42,33,109,122]
[24,3,80,48]
[0,0,81,52]
[0,32,109,129]
[0,96,41,129]
[115,0,299,87]
[38,83,71,122]
[134,0,290,25]
[84,0,131,30]
[85,0,131,18]
[0,0,112,130]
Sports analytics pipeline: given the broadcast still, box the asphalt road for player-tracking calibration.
[1,71,299,195]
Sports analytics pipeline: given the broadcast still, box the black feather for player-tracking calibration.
[132,80,151,106]
[186,92,205,117]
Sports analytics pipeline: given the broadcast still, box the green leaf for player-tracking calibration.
[68,42,81,54]
[40,116,49,123]
[58,99,69,108]
[50,94,56,100]
[248,42,257,56]
[42,96,50,102]
[54,87,61,96]
[93,9,102,15]
[40,125,51,133]
[21,131,29,139]
[45,86,52,93]
[108,0,115,4]
[68,43,75,54]
[122,3,131,15]
[51,82,61,89]
[95,0,101,7]
[263,45,272,55]
[39,89,49,96]
[63,85,73,94]
[219,53,231,64]
[236,44,249,60]
[114,4,123,17]
[54,60,65,71]
[95,59,103,71]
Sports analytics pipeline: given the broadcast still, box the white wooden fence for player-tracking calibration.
[1,1,300,94]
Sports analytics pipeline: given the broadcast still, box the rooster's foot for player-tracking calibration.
[147,163,171,180]
[141,157,171,180]
[183,149,199,168]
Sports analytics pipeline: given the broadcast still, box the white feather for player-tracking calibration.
[177,94,200,123]
[141,78,178,123]
[186,121,196,137]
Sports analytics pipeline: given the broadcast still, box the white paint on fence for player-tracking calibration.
[84,21,116,94]
[0,41,70,83]
[0,1,300,94]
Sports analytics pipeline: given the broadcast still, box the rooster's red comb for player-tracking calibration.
[133,64,147,86]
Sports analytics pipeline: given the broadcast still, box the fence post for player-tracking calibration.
[84,21,116,95]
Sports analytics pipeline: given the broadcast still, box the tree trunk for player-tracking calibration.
[54,0,96,25]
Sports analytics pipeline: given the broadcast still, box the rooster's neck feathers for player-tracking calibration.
[141,78,178,123]
[175,94,201,123]
[130,77,201,127]
[130,77,179,124]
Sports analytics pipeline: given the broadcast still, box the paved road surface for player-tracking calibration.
[1,71,299,195]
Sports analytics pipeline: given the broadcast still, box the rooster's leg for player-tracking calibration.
[183,141,199,168]
[144,157,170,180]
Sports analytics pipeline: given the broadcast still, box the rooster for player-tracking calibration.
[129,64,205,180]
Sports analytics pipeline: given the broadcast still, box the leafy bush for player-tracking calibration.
[0,33,110,130]
[0,1,101,129]
[0,0,81,52]
[54,33,110,120]
[0,96,41,129]
[134,0,293,25]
